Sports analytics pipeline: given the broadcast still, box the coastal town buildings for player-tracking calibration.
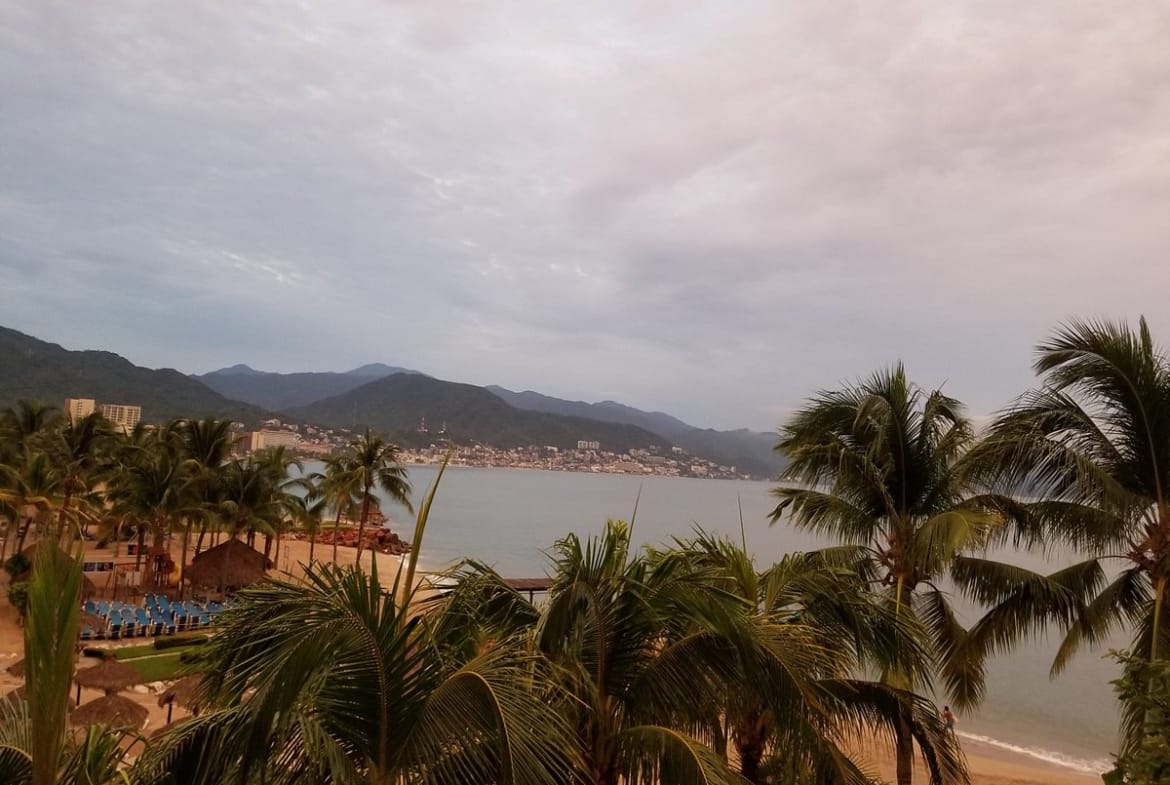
[100,403,142,434]
[249,429,302,451]
[63,397,96,423]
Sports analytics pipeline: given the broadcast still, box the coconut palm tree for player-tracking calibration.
[770,365,1086,785]
[965,317,1170,754]
[432,521,803,785]
[0,451,65,555]
[320,453,359,565]
[46,412,114,540]
[346,430,412,567]
[105,432,190,590]
[0,401,59,463]
[670,531,965,785]
[173,417,237,556]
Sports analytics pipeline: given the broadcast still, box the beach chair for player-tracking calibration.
[135,608,151,636]
[83,600,97,615]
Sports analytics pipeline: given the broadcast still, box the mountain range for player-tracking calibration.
[0,326,270,424]
[0,325,783,477]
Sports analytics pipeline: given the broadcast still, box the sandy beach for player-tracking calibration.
[0,536,1103,785]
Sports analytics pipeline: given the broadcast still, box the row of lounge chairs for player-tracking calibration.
[80,595,225,639]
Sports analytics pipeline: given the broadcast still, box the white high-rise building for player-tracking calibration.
[63,398,96,423]
[249,430,301,451]
[100,403,142,434]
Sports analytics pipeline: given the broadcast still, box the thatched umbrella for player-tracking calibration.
[184,538,271,594]
[74,658,144,705]
[17,542,98,597]
[70,693,148,729]
[5,659,23,678]
[158,674,206,724]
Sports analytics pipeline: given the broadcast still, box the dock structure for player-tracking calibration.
[504,578,553,603]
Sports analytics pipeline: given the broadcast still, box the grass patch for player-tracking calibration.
[124,652,191,682]
[110,643,161,661]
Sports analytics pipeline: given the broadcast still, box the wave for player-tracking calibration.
[956,730,1112,775]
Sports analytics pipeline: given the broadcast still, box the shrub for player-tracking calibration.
[1104,652,1170,785]
[154,634,208,650]
[6,581,29,617]
[3,552,30,579]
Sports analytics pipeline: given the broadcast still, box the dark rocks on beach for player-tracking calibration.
[298,528,411,556]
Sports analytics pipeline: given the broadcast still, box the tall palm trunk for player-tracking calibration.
[195,520,207,555]
[895,709,914,785]
[355,486,372,567]
[331,505,343,564]
[734,712,767,785]
[135,526,145,571]
[15,513,31,554]
[308,528,317,563]
[179,519,192,602]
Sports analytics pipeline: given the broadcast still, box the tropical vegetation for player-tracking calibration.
[5,315,1170,784]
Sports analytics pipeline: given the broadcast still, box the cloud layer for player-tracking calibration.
[1,1,1168,429]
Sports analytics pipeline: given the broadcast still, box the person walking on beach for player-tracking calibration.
[942,705,956,734]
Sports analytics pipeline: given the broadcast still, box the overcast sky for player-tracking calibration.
[1,1,1168,431]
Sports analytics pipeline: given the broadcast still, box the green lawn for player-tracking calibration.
[123,652,191,682]
[110,643,160,661]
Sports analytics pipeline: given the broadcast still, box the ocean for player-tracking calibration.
[309,462,1119,774]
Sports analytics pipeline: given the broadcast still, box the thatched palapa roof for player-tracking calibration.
[70,693,148,729]
[158,674,206,711]
[74,658,144,694]
[185,538,271,592]
[17,542,98,597]
[5,659,23,678]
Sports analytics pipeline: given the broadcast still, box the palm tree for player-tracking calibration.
[966,317,1170,754]
[173,418,237,556]
[137,457,579,785]
[0,401,59,463]
[105,432,189,590]
[770,365,1064,785]
[47,412,113,540]
[671,531,965,785]
[0,451,65,555]
[346,429,412,568]
[434,520,785,785]
[320,453,359,565]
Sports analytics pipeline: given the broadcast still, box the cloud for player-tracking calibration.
[1,0,1168,430]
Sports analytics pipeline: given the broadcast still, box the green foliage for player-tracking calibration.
[153,634,209,650]
[3,552,30,578]
[7,581,29,617]
[1106,653,1170,785]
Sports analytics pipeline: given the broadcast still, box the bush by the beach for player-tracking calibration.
[6,581,28,617]
[1106,653,1170,785]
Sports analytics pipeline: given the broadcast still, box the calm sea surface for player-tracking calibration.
[309,463,1119,773]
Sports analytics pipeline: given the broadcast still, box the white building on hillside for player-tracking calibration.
[100,403,142,434]
[63,398,96,423]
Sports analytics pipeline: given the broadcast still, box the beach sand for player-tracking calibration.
[0,536,1103,784]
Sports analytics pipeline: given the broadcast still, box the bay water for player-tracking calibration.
[314,462,1118,774]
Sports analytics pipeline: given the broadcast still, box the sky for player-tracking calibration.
[1,1,1168,432]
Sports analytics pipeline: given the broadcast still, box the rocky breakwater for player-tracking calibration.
[298,528,411,556]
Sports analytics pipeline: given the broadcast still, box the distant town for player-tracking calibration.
[63,398,752,480]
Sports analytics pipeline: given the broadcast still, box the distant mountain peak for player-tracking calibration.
[213,363,264,376]
[346,363,410,377]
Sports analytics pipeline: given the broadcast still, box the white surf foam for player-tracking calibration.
[957,730,1112,775]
